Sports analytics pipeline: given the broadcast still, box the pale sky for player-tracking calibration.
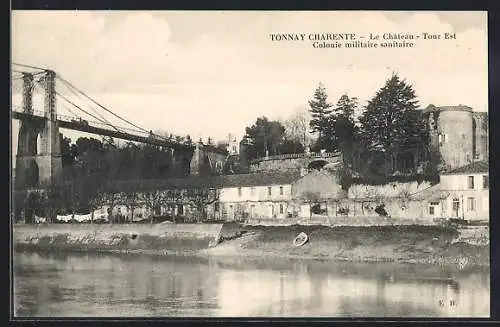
[11,11,487,159]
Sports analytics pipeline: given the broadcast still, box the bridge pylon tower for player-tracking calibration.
[15,70,63,191]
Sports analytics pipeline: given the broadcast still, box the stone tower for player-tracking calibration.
[15,70,63,190]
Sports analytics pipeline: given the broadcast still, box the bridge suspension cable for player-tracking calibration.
[54,90,123,133]
[12,63,189,146]
[12,62,48,71]
[56,75,171,142]
[54,78,124,133]
[54,90,157,138]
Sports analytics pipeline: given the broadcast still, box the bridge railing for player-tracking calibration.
[12,106,47,117]
[250,152,341,164]
[12,106,228,151]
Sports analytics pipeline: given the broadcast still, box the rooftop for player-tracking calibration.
[422,104,474,113]
[409,184,450,201]
[442,161,489,175]
[106,171,301,192]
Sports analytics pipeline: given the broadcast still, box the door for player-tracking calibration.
[452,198,460,218]
[300,204,310,218]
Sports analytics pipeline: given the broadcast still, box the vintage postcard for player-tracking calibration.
[11,11,489,318]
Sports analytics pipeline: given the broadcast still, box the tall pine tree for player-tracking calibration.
[358,73,420,175]
[308,83,336,152]
[309,83,333,135]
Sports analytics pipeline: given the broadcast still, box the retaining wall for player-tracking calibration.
[13,223,224,253]
[244,216,437,227]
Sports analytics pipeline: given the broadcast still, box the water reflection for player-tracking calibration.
[14,251,489,317]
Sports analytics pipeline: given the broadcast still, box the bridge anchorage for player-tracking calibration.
[12,65,229,194]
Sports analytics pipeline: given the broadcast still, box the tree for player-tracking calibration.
[122,181,141,223]
[143,190,164,224]
[162,189,185,222]
[74,137,104,158]
[281,107,311,148]
[396,110,430,174]
[103,190,122,223]
[333,94,359,168]
[60,134,74,167]
[308,83,337,152]
[186,187,220,223]
[88,189,107,224]
[185,179,221,223]
[278,139,305,154]
[39,185,65,223]
[309,83,333,135]
[358,73,420,175]
[244,117,285,160]
[311,115,337,153]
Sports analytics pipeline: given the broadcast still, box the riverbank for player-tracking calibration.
[13,223,489,269]
[203,224,489,270]
[13,223,223,254]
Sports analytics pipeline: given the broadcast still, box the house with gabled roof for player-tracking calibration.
[438,161,489,222]
[215,171,300,221]
[405,161,489,222]
[290,169,347,218]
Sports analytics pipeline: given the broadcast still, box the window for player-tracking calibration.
[452,198,460,212]
[430,202,440,206]
[238,187,242,197]
[468,176,474,189]
[438,133,447,145]
[279,186,284,195]
[214,202,219,212]
[429,206,435,215]
[268,187,272,196]
[250,187,256,196]
[467,197,476,212]
[483,175,489,189]
[279,204,284,214]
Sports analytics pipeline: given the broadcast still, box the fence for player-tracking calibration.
[250,152,340,164]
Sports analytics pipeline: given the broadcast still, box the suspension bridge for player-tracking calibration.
[11,63,228,190]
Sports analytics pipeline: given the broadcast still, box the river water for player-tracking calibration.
[13,251,490,318]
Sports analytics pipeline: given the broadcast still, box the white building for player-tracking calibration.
[97,171,299,223]
[216,171,300,221]
[438,161,489,222]
[227,134,239,155]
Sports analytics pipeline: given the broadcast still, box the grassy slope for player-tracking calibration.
[209,224,489,268]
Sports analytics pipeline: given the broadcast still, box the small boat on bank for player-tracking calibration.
[293,232,308,247]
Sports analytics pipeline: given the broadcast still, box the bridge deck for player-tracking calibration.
[12,111,192,150]
[12,110,229,154]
